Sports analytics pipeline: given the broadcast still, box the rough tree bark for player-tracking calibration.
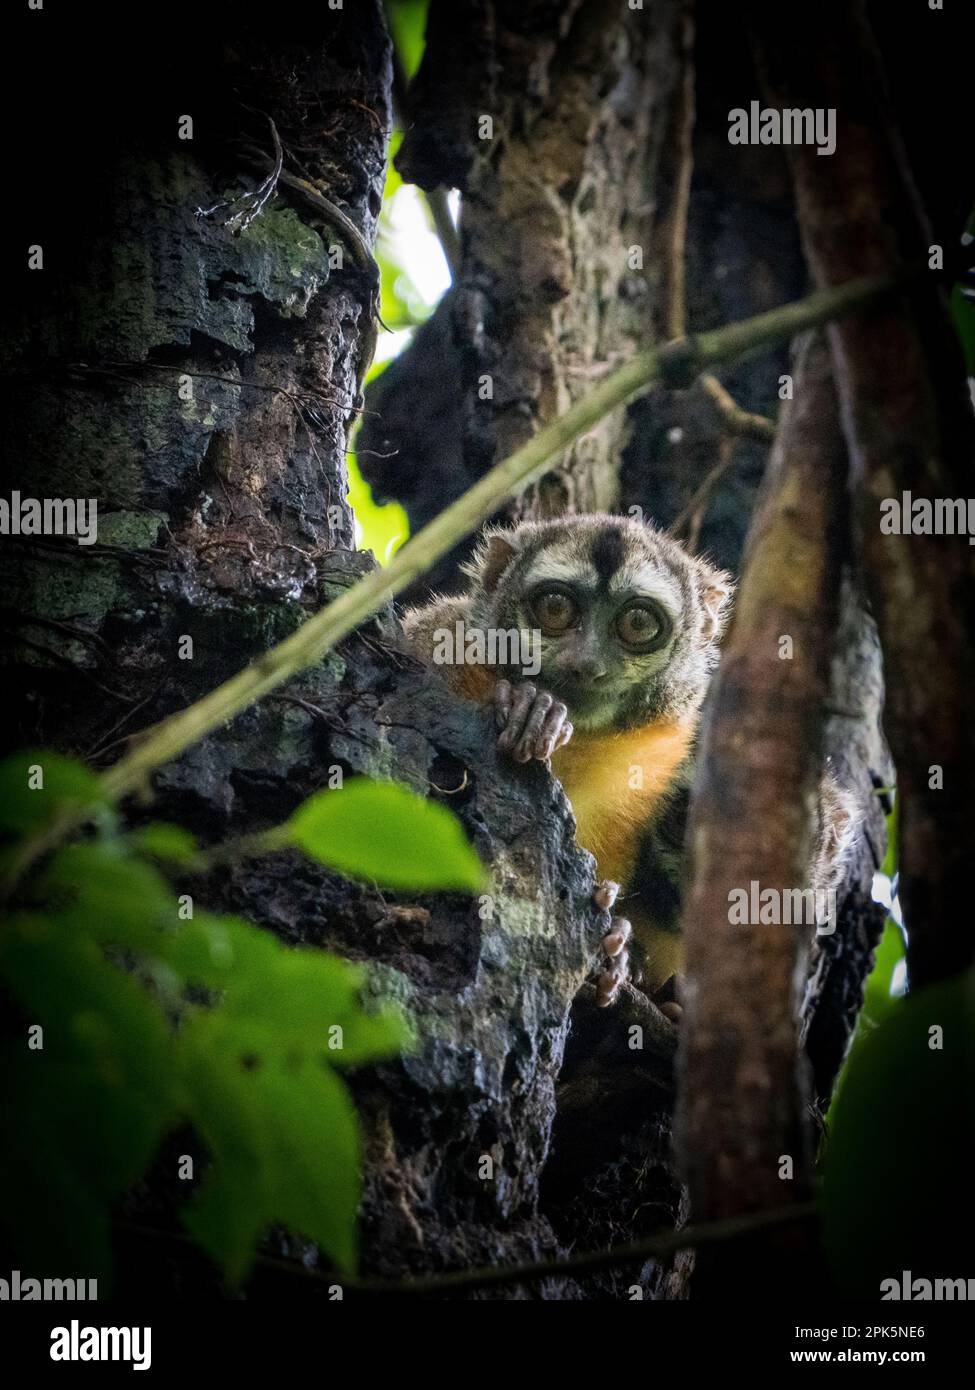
[675,333,846,1294]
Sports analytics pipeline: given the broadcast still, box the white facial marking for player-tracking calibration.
[523,558,599,589]
[609,559,683,611]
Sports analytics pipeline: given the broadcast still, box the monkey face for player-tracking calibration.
[464,513,732,732]
[519,579,678,728]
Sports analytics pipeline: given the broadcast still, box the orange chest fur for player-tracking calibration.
[550,719,694,887]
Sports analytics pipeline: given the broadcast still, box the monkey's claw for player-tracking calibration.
[592,878,620,912]
[596,915,631,1007]
[494,679,573,762]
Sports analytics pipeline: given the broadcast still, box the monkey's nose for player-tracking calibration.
[568,664,608,682]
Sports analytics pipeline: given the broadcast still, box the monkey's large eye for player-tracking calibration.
[615,603,669,650]
[530,589,578,634]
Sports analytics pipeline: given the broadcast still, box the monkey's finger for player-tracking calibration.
[596,954,626,1007]
[592,879,620,911]
[554,721,573,750]
[536,700,570,760]
[514,691,554,761]
[497,683,537,752]
[601,917,631,958]
[494,679,513,729]
[659,1001,683,1023]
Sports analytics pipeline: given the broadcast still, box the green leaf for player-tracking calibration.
[179,1015,361,1281]
[821,969,975,1296]
[159,912,309,992]
[130,822,200,865]
[346,446,409,564]
[266,1062,360,1273]
[220,947,359,1027]
[40,842,175,949]
[157,913,280,996]
[0,749,106,833]
[386,0,428,81]
[0,914,171,1078]
[321,1006,413,1068]
[175,1016,270,1284]
[185,920,359,1019]
[164,915,408,1061]
[285,777,487,891]
[861,917,905,1029]
[206,1003,410,1072]
[1,810,404,1289]
[0,917,178,1282]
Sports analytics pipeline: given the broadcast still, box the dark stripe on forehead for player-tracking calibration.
[590,526,627,590]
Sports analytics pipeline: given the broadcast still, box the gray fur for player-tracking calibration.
[404,513,733,733]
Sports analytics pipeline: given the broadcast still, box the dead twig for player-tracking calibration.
[239,143,376,275]
[87,684,166,762]
[698,373,776,442]
[196,117,284,236]
[114,1199,816,1298]
[669,436,737,552]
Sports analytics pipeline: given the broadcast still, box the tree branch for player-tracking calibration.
[118,1200,816,1299]
[675,333,847,1291]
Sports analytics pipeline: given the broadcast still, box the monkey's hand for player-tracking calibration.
[592,879,632,1007]
[494,679,573,763]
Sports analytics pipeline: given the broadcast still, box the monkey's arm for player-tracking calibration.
[401,596,573,760]
[400,595,495,701]
[812,771,859,901]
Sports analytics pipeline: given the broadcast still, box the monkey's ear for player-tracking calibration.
[697,564,734,640]
[461,527,521,594]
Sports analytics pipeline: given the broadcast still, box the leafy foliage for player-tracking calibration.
[385,0,429,81]
[284,777,488,891]
[826,797,904,1121]
[345,4,443,567]
[0,749,108,832]
[818,791,975,1295]
[346,449,409,565]
[821,968,975,1296]
[0,750,485,1288]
